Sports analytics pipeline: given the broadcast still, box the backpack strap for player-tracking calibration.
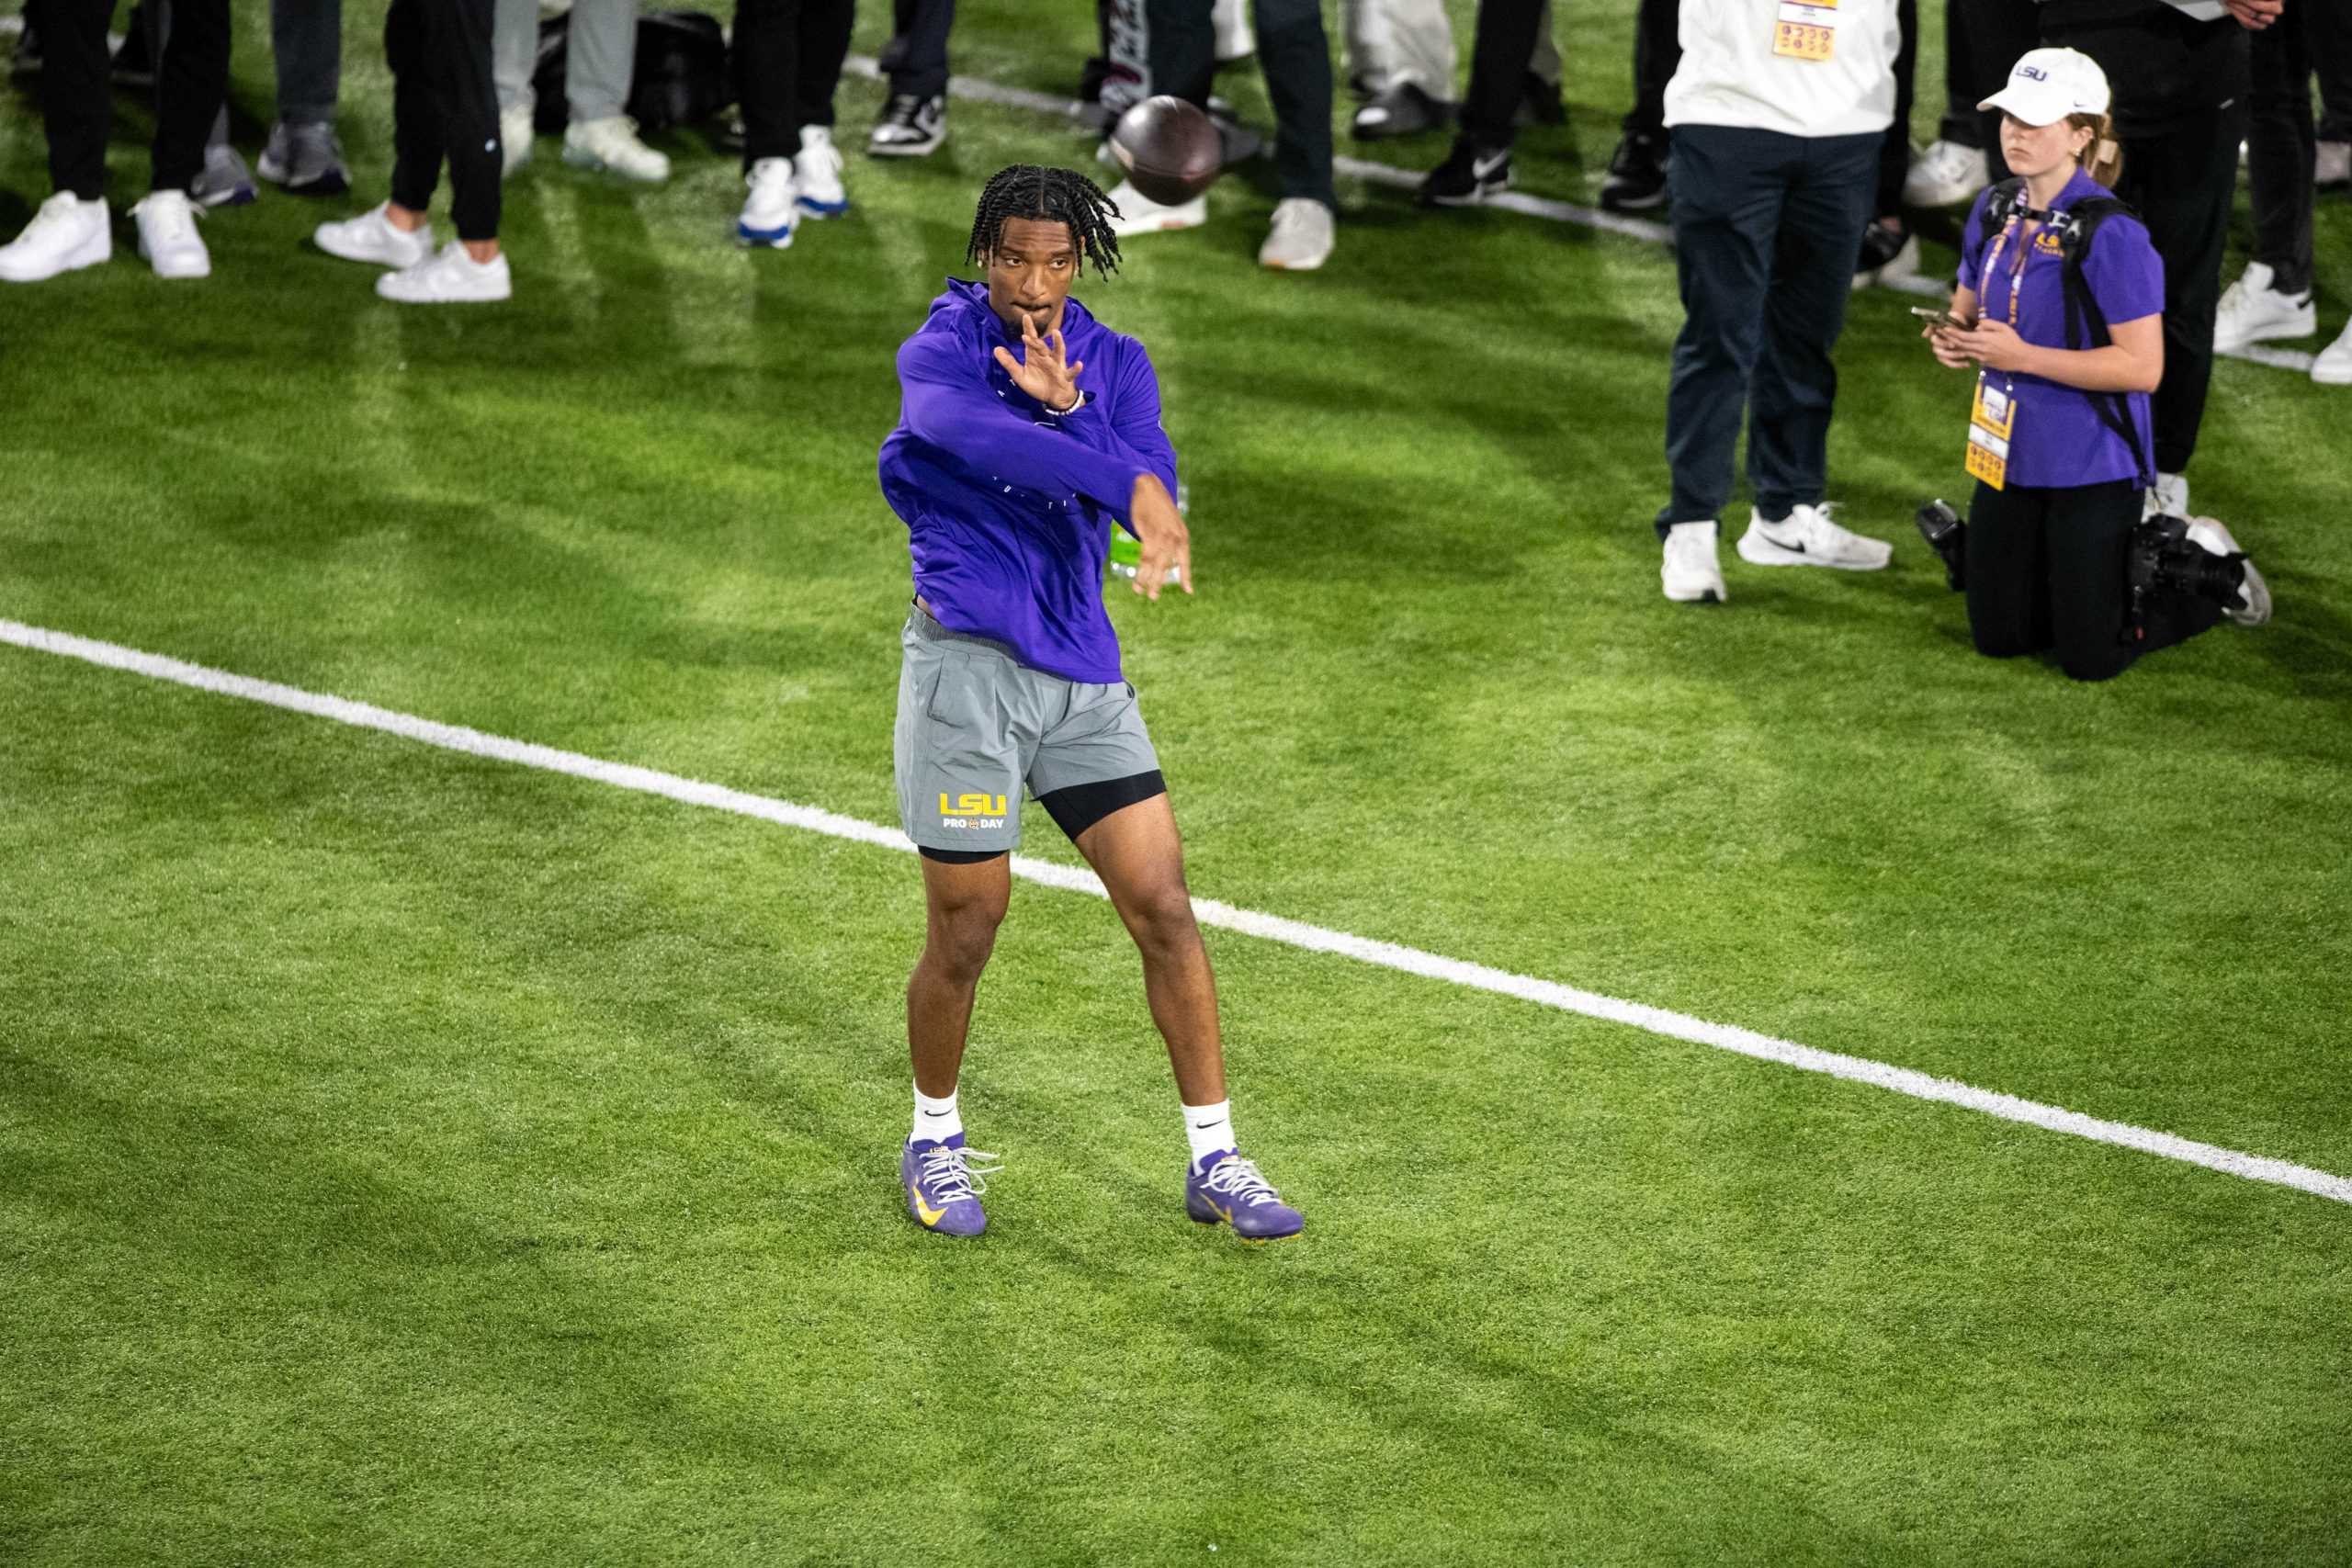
[2051,195,2155,488]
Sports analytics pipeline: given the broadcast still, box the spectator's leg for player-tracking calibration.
[1458,0,1545,150]
[1144,0,1215,107]
[1528,0,1559,91]
[1874,0,1917,218]
[734,0,797,169]
[794,0,856,129]
[40,0,113,200]
[2245,2,2315,296]
[1746,130,1876,519]
[1100,0,1148,116]
[566,0,635,122]
[2315,0,2352,145]
[1938,0,1980,149]
[2117,99,2244,479]
[1963,481,2054,660]
[422,0,501,242]
[885,0,955,98]
[1623,0,1677,138]
[1391,0,1457,98]
[387,0,446,212]
[1251,0,1335,205]
[490,0,538,115]
[1971,0,2035,178]
[151,0,228,193]
[1657,126,1785,535]
[274,0,344,123]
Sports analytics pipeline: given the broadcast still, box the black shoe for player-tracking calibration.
[869,92,946,157]
[1854,218,1918,286]
[1516,72,1564,128]
[1600,130,1669,212]
[1351,80,1453,141]
[1418,137,1510,208]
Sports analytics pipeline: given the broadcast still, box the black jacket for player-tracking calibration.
[2037,0,2250,134]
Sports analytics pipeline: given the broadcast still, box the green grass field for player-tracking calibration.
[6,3,2352,1562]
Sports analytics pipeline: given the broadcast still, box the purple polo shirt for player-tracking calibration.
[1957,171,2165,489]
[877,279,1180,685]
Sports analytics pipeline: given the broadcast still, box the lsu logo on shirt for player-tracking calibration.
[938,792,1009,829]
[2034,230,2065,256]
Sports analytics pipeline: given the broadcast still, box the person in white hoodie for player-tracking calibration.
[1654,0,1901,604]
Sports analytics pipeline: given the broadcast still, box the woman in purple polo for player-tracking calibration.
[1928,47,2268,681]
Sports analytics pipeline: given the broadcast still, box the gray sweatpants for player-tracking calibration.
[492,0,639,122]
[1340,0,1557,99]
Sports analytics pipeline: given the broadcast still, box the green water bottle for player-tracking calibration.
[1106,483,1186,583]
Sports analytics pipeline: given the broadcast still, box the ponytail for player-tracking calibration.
[2068,112,2124,187]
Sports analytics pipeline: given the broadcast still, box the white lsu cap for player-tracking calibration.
[1977,47,2112,127]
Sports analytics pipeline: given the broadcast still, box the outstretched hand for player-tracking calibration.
[993,313,1084,412]
[1127,475,1193,601]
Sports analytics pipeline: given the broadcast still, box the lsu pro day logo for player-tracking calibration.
[939,792,1009,829]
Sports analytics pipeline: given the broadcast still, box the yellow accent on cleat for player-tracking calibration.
[910,1185,948,1227]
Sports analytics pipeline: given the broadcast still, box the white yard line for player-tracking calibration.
[8,615,2348,1210]
[848,54,2324,376]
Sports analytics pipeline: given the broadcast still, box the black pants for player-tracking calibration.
[2248,0,2317,293]
[1874,0,1917,217]
[1460,0,1545,150]
[1140,0,1335,207]
[31,0,228,197]
[1966,479,2220,682]
[1657,126,1880,533]
[878,0,954,98]
[1622,0,1679,139]
[1938,0,2036,174]
[736,0,856,166]
[387,0,500,241]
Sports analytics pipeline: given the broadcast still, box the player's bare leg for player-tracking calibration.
[907,852,1012,1095]
[1073,793,1225,1104]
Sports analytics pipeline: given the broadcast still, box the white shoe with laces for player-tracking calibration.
[564,115,671,183]
[1661,521,1727,603]
[1736,503,1892,570]
[2212,261,2315,353]
[375,240,511,303]
[2143,471,2188,521]
[1903,140,1989,208]
[130,189,209,278]
[1105,178,1206,237]
[793,125,848,216]
[2183,516,2271,626]
[501,105,536,175]
[1257,197,1333,270]
[0,192,110,282]
[737,157,798,248]
[2313,319,2352,385]
[314,201,434,268]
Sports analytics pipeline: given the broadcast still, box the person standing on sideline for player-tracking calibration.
[0,0,231,283]
[311,0,513,302]
[1599,0,1679,211]
[877,165,1305,1243]
[732,0,856,249]
[258,0,356,197]
[870,0,954,156]
[1654,0,1900,604]
[492,0,670,182]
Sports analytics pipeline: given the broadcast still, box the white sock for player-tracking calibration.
[1184,1100,1235,1171]
[912,1085,962,1146]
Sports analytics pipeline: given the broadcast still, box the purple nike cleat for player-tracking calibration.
[1185,1151,1303,1242]
[901,1134,998,1237]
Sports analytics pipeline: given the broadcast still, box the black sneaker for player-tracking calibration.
[869,93,946,157]
[1351,80,1453,141]
[1600,130,1669,212]
[1418,136,1510,208]
[1854,218,1919,287]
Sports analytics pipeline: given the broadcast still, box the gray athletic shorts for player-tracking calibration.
[894,604,1164,857]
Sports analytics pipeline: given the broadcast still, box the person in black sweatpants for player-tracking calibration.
[386,0,501,245]
[31,0,228,202]
[736,0,856,174]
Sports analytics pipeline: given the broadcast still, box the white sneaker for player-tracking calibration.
[1258,197,1333,270]
[2212,261,2314,353]
[1736,503,1892,570]
[1661,521,1727,603]
[737,157,798,248]
[2183,516,2271,626]
[501,104,536,176]
[0,192,110,282]
[375,240,512,303]
[1903,140,1989,208]
[2143,471,2188,521]
[130,189,209,278]
[563,115,671,183]
[2312,318,2352,385]
[1105,178,1206,237]
[2317,139,2350,188]
[313,201,435,268]
[793,125,848,216]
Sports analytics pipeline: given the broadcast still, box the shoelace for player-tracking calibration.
[130,194,203,239]
[1200,1156,1280,1208]
[916,1144,1002,1202]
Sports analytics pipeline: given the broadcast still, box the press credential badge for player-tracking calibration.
[1774,0,1838,61]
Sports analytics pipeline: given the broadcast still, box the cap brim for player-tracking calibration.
[1977,85,2075,127]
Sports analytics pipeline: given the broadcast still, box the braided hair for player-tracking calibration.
[966,165,1124,276]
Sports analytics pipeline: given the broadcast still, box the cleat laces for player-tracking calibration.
[915,1143,1002,1203]
[1200,1156,1280,1208]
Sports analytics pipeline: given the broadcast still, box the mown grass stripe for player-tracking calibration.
[8,614,2347,1209]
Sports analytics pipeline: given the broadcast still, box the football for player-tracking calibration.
[1108,96,1223,209]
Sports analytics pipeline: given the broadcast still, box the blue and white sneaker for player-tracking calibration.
[737,157,797,248]
[793,125,849,218]
[1185,1151,1303,1242]
[901,1134,997,1237]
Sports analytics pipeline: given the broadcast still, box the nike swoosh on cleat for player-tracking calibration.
[910,1185,948,1227]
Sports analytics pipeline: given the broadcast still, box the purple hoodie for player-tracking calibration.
[878,278,1180,684]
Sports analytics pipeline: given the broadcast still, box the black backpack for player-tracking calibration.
[531,10,730,135]
[1976,177,2152,485]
